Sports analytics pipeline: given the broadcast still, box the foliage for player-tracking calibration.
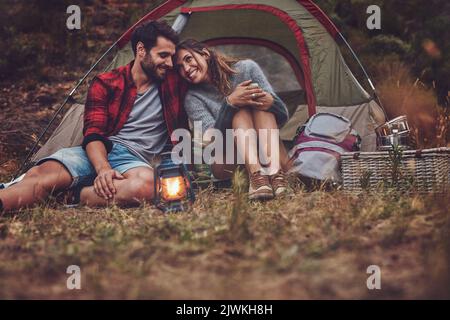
[0,0,90,81]
[365,35,412,57]
[0,0,164,82]
[316,0,450,106]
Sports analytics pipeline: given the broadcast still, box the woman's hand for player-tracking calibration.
[252,91,274,110]
[226,80,266,108]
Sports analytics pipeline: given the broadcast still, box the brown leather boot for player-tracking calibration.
[270,169,289,197]
[248,170,274,201]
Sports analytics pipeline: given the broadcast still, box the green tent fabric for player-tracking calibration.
[32,0,385,162]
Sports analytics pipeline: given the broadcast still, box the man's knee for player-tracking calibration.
[25,161,72,193]
[131,178,154,201]
[26,164,51,179]
[123,168,154,201]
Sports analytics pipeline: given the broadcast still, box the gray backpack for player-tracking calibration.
[288,113,361,183]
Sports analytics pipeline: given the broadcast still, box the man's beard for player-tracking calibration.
[140,59,166,83]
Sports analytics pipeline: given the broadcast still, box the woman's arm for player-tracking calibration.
[226,80,266,108]
[184,93,214,134]
[246,60,290,126]
[253,90,274,111]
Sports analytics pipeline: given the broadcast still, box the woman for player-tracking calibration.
[175,39,291,200]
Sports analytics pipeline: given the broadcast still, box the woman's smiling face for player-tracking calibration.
[176,48,210,84]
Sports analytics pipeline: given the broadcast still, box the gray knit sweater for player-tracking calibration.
[184,59,289,133]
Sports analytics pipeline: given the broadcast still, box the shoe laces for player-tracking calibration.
[271,170,287,189]
[250,171,270,189]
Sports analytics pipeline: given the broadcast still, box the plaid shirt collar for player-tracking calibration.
[125,60,136,89]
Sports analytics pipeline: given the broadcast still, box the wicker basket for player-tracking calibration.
[341,147,450,193]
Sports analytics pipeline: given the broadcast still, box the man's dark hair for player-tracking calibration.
[131,20,179,56]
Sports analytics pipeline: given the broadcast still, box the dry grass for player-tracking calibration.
[375,60,449,148]
[0,172,448,299]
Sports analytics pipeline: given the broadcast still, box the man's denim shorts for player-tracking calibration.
[36,143,151,189]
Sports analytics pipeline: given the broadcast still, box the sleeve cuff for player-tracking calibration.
[82,133,113,153]
[266,96,289,127]
[224,97,239,110]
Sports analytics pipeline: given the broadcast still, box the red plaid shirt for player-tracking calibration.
[83,61,188,152]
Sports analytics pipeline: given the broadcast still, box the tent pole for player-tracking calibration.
[13,42,119,181]
[338,33,388,120]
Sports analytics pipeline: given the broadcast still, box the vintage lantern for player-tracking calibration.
[153,151,195,212]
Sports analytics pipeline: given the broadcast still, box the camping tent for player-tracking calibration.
[31,0,386,164]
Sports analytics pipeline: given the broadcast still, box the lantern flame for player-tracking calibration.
[161,176,186,201]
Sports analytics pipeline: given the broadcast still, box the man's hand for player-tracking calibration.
[85,141,124,200]
[227,80,266,108]
[94,168,124,200]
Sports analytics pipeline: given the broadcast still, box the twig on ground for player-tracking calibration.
[0,130,21,134]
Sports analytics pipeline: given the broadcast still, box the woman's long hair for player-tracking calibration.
[176,39,240,96]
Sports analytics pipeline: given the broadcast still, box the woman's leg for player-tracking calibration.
[203,128,238,180]
[279,141,293,172]
[231,108,262,174]
[231,108,273,200]
[251,109,290,196]
[250,109,280,175]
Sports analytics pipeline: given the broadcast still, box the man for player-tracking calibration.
[0,20,188,213]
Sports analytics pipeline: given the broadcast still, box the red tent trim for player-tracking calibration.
[297,0,340,39]
[204,37,306,91]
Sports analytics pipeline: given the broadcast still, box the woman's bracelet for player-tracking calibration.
[225,96,239,109]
